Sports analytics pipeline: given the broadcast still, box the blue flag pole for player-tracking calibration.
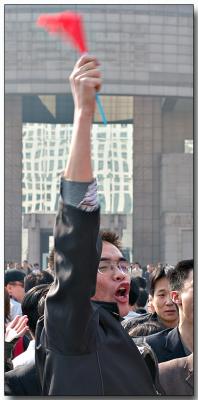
[96,93,107,125]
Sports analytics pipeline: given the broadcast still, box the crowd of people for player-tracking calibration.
[4,55,193,396]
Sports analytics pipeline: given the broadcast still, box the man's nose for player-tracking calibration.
[112,267,125,280]
[166,296,174,305]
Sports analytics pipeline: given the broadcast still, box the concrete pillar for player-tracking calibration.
[133,96,162,265]
[26,214,41,266]
[5,94,22,263]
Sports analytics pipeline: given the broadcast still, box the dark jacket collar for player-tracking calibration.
[165,327,186,355]
[91,300,121,320]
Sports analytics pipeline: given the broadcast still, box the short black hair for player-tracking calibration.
[21,284,50,336]
[100,229,122,251]
[136,289,148,308]
[129,278,140,306]
[24,270,54,292]
[168,259,193,291]
[132,262,141,268]
[149,264,174,297]
[134,276,147,289]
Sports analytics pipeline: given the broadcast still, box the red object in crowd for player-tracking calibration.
[36,11,88,54]
[12,335,29,358]
[12,336,25,358]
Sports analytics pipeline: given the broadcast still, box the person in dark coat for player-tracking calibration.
[143,324,187,363]
[5,361,41,396]
[35,54,158,396]
[5,269,26,321]
[159,353,193,395]
[5,284,50,395]
[145,259,193,363]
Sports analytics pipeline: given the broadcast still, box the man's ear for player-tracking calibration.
[147,295,155,313]
[171,290,182,305]
[6,284,13,297]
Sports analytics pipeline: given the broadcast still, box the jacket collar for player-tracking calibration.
[165,327,186,355]
[92,300,121,320]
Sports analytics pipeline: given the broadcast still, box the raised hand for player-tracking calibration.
[69,54,102,117]
[5,314,29,343]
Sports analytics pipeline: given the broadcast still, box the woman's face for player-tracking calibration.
[151,277,178,328]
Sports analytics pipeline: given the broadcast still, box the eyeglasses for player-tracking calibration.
[9,282,24,288]
[98,260,132,276]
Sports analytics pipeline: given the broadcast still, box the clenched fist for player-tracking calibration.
[69,54,102,117]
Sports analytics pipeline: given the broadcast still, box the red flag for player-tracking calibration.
[36,11,107,125]
[36,11,88,53]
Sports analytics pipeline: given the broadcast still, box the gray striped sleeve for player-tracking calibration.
[60,177,99,211]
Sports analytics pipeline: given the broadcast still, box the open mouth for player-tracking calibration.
[114,284,129,303]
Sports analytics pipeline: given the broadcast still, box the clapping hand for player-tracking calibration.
[5,315,29,343]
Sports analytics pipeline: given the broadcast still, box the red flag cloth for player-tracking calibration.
[36,11,107,125]
[36,11,88,53]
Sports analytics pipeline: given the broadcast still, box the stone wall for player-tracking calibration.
[5,5,193,97]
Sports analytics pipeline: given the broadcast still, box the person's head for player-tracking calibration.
[33,263,40,271]
[5,269,26,303]
[22,260,31,272]
[136,288,148,312]
[169,259,193,326]
[21,284,50,338]
[149,264,179,328]
[91,230,131,317]
[132,262,141,270]
[23,260,29,267]
[24,270,54,292]
[128,321,162,338]
[15,263,23,271]
[7,261,15,270]
[131,262,143,278]
[134,276,147,289]
[147,264,155,274]
[147,294,156,314]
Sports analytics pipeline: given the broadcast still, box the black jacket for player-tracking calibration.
[122,311,166,333]
[35,203,157,395]
[5,362,41,395]
[145,326,187,363]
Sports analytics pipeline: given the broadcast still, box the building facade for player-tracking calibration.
[5,5,193,266]
[22,123,133,215]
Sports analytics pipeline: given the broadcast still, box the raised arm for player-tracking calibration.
[44,55,102,355]
[64,54,101,182]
